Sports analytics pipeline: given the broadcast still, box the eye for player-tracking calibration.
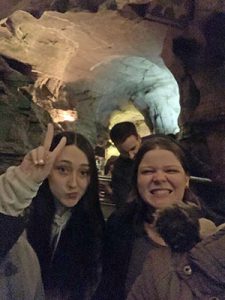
[79,169,90,178]
[56,166,70,175]
[141,169,155,175]
[166,169,180,174]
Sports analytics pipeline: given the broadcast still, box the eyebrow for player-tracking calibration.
[57,160,90,167]
[140,164,182,168]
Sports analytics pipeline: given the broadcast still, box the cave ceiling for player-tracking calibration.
[0,7,180,147]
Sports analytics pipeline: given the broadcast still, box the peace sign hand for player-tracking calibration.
[20,124,66,183]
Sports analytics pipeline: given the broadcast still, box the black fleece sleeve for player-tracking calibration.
[0,213,25,260]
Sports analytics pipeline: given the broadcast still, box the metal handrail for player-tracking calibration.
[98,175,112,182]
[190,176,212,183]
[99,175,212,183]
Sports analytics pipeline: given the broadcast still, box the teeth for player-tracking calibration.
[151,190,170,195]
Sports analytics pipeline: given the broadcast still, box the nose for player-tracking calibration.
[67,172,77,188]
[152,170,167,182]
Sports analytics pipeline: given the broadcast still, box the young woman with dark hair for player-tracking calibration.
[0,124,67,299]
[26,129,105,299]
[93,134,214,300]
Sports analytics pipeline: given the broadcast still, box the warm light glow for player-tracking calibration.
[62,112,76,121]
[50,109,77,123]
[109,102,151,137]
[105,145,119,160]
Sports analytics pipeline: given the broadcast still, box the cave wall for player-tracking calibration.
[163,11,225,186]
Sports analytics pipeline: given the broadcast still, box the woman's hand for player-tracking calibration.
[19,124,66,183]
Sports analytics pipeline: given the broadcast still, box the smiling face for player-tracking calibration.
[48,145,90,208]
[137,148,189,209]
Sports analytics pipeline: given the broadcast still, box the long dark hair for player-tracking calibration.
[27,130,104,296]
[49,131,101,215]
[130,134,200,229]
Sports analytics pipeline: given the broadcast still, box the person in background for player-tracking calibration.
[109,122,141,209]
[93,134,215,300]
[0,123,67,299]
[99,155,118,203]
[104,155,118,177]
[26,127,105,299]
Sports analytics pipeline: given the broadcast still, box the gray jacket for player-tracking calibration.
[0,234,44,299]
[0,166,44,299]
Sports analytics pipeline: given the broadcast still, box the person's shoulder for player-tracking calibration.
[114,156,133,166]
[104,203,137,242]
[112,156,134,177]
[190,226,225,256]
[106,202,137,228]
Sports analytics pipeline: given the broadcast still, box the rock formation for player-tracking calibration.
[0,8,180,150]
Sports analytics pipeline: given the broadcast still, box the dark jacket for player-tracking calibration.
[93,202,156,300]
[128,227,225,300]
[111,156,134,209]
[0,213,25,260]
[27,181,104,300]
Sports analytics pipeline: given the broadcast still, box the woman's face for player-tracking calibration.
[48,145,90,208]
[137,148,189,209]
